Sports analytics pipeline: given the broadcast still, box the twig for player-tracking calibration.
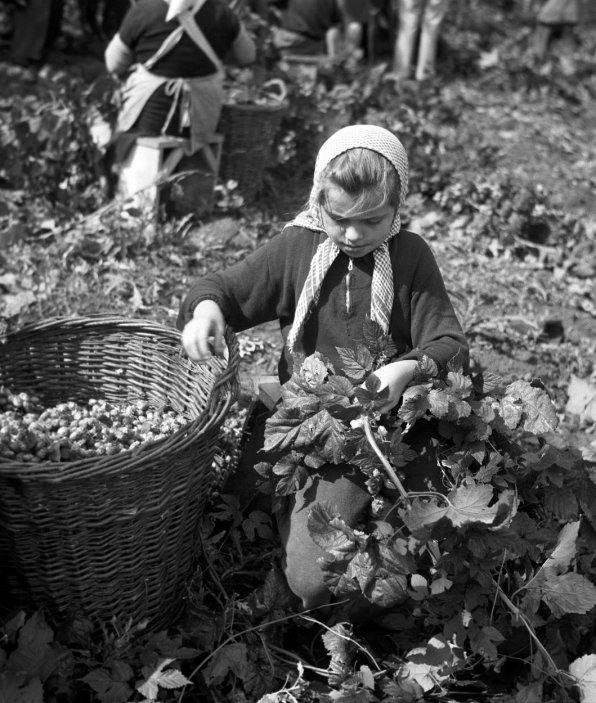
[177,602,344,702]
[492,578,567,683]
[299,615,382,672]
[362,416,411,506]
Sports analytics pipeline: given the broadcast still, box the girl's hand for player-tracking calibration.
[181,300,226,361]
[369,359,419,413]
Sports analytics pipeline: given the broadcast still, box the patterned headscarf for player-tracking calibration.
[286,124,409,353]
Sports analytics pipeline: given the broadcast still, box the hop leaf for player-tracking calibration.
[502,380,558,434]
[136,659,192,700]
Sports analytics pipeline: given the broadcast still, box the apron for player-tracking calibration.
[117,0,225,151]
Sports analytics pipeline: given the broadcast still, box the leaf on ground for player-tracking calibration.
[469,625,504,661]
[203,643,248,685]
[81,668,131,703]
[566,375,596,423]
[137,658,192,699]
[0,672,43,703]
[541,520,580,577]
[569,654,596,703]
[539,572,596,618]
[6,611,60,683]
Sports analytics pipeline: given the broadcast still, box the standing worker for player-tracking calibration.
[392,0,449,81]
[104,0,256,166]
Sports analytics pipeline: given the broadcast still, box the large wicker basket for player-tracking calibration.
[217,82,287,203]
[0,315,239,630]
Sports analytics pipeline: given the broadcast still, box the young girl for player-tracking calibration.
[177,124,468,614]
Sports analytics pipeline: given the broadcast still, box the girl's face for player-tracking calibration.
[320,185,396,258]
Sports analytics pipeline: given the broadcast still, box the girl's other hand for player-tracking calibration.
[369,359,419,413]
[181,300,226,361]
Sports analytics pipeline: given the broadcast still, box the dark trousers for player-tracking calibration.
[11,0,64,65]
[224,402,447,614]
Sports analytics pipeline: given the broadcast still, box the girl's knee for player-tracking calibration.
[284,557,331,610]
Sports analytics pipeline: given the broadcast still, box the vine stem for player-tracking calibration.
[362,415,411,508]
[492,578,570,685]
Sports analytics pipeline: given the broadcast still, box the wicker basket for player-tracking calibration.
[0,315,239,629]
[217,85,287,203]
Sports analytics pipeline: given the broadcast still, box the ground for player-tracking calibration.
[1,4,596,701]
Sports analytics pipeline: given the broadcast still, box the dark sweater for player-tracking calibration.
[118,0,240,77]
[177,227,468,382]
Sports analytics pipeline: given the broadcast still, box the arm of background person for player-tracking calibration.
[230,22,257,65]
[105,33,134,76]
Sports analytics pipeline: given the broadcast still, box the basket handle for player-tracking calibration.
[262,78,287,104]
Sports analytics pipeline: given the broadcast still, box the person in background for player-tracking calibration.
[10,0,64,66]
[272,0,370,60]
[177,124,468,617]
[531,0,580,62]
[103,0,256,168]
[392,0,449,80]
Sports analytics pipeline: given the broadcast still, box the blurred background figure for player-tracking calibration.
[272,0,370,60]
[532,0,580,61]
[327,0,371,60]
[392,0,449,80]
[78,0,134,40]
[103,0,256,166]
[10,0,64,66]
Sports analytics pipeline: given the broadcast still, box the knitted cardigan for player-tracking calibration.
[176,226,468,383]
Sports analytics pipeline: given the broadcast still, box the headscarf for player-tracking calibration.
[286,124,409,354]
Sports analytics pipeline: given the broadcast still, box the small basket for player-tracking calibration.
[0,315,239,630]
[217,79,288,203]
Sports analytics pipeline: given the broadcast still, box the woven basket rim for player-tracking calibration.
[222,100,288,114]
[0,314,239,483]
